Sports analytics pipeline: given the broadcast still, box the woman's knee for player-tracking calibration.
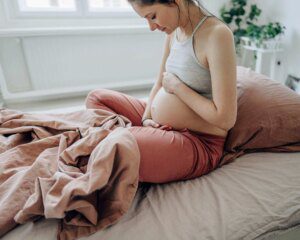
[85,88,115,109]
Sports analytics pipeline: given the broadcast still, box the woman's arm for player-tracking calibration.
[142,34,172,120]
[174,25,237,131]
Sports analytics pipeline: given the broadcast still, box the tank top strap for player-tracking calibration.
[191,15,209,37]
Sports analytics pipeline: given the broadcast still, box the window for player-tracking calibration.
[2,0,138,27]
[16,0,132,13]
[88,0,131,11]
[18,0,77,11]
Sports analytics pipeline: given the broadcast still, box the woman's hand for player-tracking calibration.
[162,72,182,94]
[142,119,173,131]
[142,118,161,128]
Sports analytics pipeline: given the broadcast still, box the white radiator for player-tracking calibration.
[0,26,164,105]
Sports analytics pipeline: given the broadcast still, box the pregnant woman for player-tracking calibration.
[85,0,237,183]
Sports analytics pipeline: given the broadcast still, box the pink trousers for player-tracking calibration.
[85,88,226,184]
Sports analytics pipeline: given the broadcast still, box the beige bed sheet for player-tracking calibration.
[3,151,300,240]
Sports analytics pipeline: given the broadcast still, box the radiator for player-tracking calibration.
[0,26,164,105]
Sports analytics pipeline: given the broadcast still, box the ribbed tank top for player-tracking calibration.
[165,15,212,99]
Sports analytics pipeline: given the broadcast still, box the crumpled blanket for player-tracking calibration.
[0,108,140,240]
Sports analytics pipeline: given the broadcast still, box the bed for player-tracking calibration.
[2,66,300,240]
[2,150,300,240]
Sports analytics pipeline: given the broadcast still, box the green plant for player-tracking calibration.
[247,22,286,46]
[220,0,285,50]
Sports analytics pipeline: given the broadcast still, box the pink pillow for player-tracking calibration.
[220,66,300,165]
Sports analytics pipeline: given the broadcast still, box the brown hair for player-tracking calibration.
[127,0,222,29]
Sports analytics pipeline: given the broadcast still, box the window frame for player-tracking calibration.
[4,0,136,19]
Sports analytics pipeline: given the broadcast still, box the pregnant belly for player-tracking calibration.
[151,88,227,137]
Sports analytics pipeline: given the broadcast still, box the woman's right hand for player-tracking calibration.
[142,119,161,128]
[142,119,173,131]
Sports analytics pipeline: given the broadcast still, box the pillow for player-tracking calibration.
[220,66,300,165]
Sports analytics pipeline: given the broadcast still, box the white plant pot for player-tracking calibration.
[240,36,251,46]
[241,35,283,50]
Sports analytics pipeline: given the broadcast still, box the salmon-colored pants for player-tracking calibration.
[85,88,226,184]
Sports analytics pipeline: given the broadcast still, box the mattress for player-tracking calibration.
[2,151,300,240]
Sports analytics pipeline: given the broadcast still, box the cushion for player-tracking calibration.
[220,66,300,165]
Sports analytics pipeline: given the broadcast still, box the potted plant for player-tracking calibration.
[243,22,285,49]
[220,0,286,53]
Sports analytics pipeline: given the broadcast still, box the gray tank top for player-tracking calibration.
[165,16,212,99]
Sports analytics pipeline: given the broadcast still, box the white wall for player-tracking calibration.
[0,0,166,106]
[3,0,299,106]
[204,0,300,84]
[0,0,228,107]
[201,0,229,17]
[0,0,143,29]
[251,0,300,82]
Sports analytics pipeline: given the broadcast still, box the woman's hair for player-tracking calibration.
[127,0,223,26]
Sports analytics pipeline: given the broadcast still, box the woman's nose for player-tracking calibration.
[147,21,158,31]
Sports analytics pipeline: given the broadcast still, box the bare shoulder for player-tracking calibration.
[193,17,234,69]
[205,18,236,62]
[194,17,234,46]
[207,19,234,45]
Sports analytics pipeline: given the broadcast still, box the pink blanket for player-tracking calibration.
[0,108,140,240]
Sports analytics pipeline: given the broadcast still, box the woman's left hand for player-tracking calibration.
[162,72,182,94]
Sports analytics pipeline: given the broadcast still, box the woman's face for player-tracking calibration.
[131,2,179,34]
